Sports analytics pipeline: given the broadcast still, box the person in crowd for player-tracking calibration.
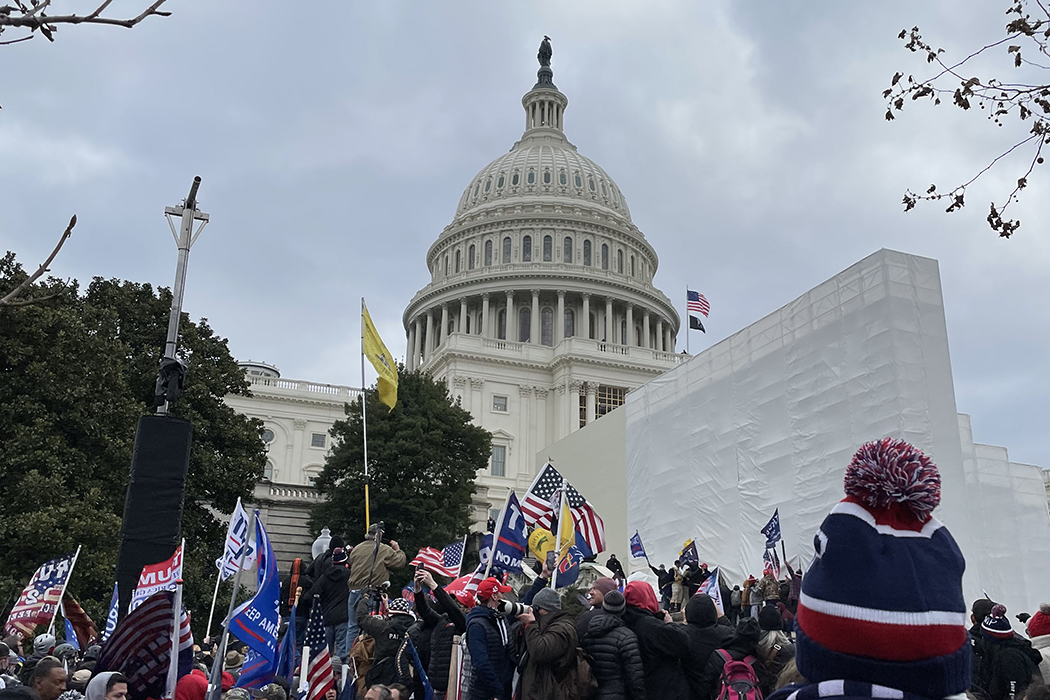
[413,569,473,700]
[701,616,777,697]
[254,684,286,700]
[312,546,352,660]
[682,592,734,700]
[357,592,415,688]
[774,659,806,690]
[464,577,514,700]
[223,650,244,681]
[174,665,207,700]
[306,535,345,580]
[576,577,619,640]
[729,586,743,626]
[363,686,392,700]
[516,588,577,700]
[282,557,313,646]
[758,564,780,604]
[670,563,687,613]
[73,646,99,674]
[19,634,55,685]
[1025,687,1050,700]
[1025,603,1050,686]
[387,684,409,700]
[649,563,674,610]
[30,658,66,700]
[748,573,765,618]
[226,689,251,700]
[758,605,796,682]
[0,644,11,676]
[580,590,646,700]
[84,672,127,700]
[50,646,76,669]
[622,580,690,700]
[346,524,406,651]
[605,554,626,582]
[972,603,1043,700]
[767,439,976,700]
[66,670,91,696]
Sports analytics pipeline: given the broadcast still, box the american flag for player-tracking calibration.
[303,596,334,700]
[521,463,606,554]
[687,290,710,317]
[95,591,178,700]
[3,552,77,638]
[410,539,465,579]
[61,593,98,649]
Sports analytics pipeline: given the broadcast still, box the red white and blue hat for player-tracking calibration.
[795,438,971,698]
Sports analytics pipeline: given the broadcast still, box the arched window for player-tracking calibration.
[263,460,274,481]
[484,178,492,193]
[444,255,449,276]
[497,309,507,340]
[527,171,536,184]
[621,319,627,345]
[541,307,553,346]
[630,254,635,277]
[519,307,531,343]
[522,235,532,262]
[485,240,493,266]
[583,240,592,266]
[448,317,455,335]
[466,315,471,334]
[575,173,582,188]
[564,308,575,338]
[543,235,552,261]
[543,171,551,184]
[512,172,520,186]
[617,249,623,273]
[469,244,476,269]
[502,237,511,264]
[497,174,505,188]
[455,250,461,273]
[563,236,573,262]
[601,244,609,270]
[559,172,567,185]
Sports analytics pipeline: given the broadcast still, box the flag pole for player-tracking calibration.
[550,480,567,590]
[204,566,222,641]
[685,286,690,356]
[48,545,81,636]
[207,513,254,700]
[165,572,184,700]
[457,534,468,579]
[361,297,371,533]
[484,491,512,579]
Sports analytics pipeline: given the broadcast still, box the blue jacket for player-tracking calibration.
[465,605,512,700]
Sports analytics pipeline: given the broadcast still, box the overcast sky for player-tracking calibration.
[2,1,1047,468]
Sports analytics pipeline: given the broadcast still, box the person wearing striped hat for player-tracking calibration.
[971,603,1042,700]
[769,438,972,700]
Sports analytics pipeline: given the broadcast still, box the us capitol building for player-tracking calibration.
[226,43,684,565]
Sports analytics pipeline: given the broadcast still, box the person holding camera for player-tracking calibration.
[517,588,578,700]
[355,591,416,688]
[346,523,406,651]
[413,569,474,700]
[465,577,514,700]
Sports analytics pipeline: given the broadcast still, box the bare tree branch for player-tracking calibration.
[0,0,170,43]
[0,214,75,308]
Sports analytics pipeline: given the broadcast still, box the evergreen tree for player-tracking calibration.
[310,369,490,587]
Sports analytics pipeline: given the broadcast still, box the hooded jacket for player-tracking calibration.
[85,673,118,700]
[622,582,689,700]
[519,608,577,700]
[1031,633,1050,686]
[682,595,734,700]
[356,594,415,686]
[465,605,513,700]
[580,612,647,700]
[311,563,351,625]
[415,587,467,693]
[971,631,1043,700]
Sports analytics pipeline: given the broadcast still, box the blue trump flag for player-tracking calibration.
[629,531,647,560]
[490,491,528,573]
[761,509,782,548]
[100,583,119,643]
[275,603,297,685]
[228,513,281,680]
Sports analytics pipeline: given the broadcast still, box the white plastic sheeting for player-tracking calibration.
[625,249,1050,616]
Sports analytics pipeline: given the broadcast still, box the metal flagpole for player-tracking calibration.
[206,512,254,700]
[47,545,81,636]
[165,571,184,700]
[204,567,222,641]
[483,492,513,579]
[361,297,371,533]
[685,286,690,356]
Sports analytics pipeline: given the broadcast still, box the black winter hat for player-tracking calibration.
[329,536,345,552]
[759,604,783,631]
[602,591,626,616]
[685,594,717,627]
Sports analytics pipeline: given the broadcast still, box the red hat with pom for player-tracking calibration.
[795,438,971,698]
[1026,603,1050,639]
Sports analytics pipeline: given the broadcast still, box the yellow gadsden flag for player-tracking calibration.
[556,491,576,560]
[362,301,398,410]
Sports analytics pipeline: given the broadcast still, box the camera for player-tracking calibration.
[497,600,531,617]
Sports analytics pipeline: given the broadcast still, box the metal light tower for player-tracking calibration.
[156,176,209,415]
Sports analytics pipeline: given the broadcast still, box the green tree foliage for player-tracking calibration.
[310,369,490,588]
[0,253,265,638]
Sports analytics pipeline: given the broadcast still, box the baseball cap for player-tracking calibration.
[476,577,512,601]
[252,684,287,700]
[452,590,477,608]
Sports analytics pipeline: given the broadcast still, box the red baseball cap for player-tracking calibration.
[476,577,512,600]
[452,590,478,608]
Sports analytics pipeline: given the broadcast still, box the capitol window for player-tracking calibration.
[564,309,575,338]
[469,244,476,269]
[497,309,507,339]
[543,235,552,261]
[522,235,532,262]
[502,237,511,264]
[617,249,623,274]
[455,250,461,273]
[527,171,535,184]
[445,255,449,276]
[597,385,627,417]
[575,173,582,188]
[263,460,274,481]
[601,181,608,196]
[583,240,592,266]
[491,445,506,477]
[541,307,553,346]
[630,254,635,277]
[498,174,505,188]
[512,172,520,186]
[601,244,609,270]
[492,395,508,412]
[589,177,596,192]
[261,428,275,444]
[473,182,480,198]
[485,240,493,266]
[311,433,326,448]
[564,236,573,262]
[519,307,531,342]
[559,171,567,185]
[485,178,491,193]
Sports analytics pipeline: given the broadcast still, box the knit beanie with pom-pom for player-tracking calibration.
[795,438,971,699]
[1028,603,1050,639]
[982,604,1015,640]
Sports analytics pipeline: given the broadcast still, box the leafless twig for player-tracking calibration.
[0,214,76,308]
[0,0,171,44]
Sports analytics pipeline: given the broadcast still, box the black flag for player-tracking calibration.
[689,315,706,332]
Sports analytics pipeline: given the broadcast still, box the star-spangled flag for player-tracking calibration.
[687,289,710,317]
[478,533,493,567]
[303,596,334,700]
[761,509,782,548]
[410,539,466,579]
[763,546,781,579]
[521,463,606,554]
[94,591,177,700]
[3,552,77,638]
[629,531,647,560]
[697,567,724,614]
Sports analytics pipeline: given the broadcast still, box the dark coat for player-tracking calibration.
[580,611,647,700]
[416,587,467,693]
[622,607,690,700]
[576,607,601,641]
[648,566,674,596]
[356,595,415,686]
[311,564,351,626]
[971,630,1044,700]
[465,605,513,700]
[681,600,734,700]
[520,609,577,700]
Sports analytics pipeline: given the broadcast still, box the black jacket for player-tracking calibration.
[581,611,647,700]
[700,639,776,698]
[415,587,467,693]
[465,605,513,700]
[971,629,1043,700]
[606,557,626,580]
[311,564,351,626]
[622,607,690,700]
[682,598,734,700]
[356,594,415,686]
[648,566,674,595]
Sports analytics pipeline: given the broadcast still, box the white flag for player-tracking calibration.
[697,566,724,615]
[215,499,257,580]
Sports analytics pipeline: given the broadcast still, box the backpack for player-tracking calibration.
[557,646,598,699]
[714,649,763,700]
